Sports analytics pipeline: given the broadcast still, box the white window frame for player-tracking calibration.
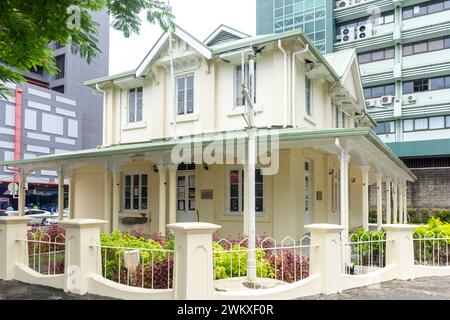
[128,87,143,123]
[225,168,264,217]
[122,173,148,213]
[305,76,313,116]
[233,63,256,107]
[176,74,195,115]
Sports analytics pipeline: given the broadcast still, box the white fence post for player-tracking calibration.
[305,224,345,295]
[168,222,221,300]
[59,219,106,295]
[0,217,31,280]
[384,224,416,280]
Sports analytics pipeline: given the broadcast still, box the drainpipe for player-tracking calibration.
[291,44,309,128]
[95,84,108,146]
[278,40,288,128]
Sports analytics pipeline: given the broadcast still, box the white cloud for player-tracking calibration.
[109,0,256,75]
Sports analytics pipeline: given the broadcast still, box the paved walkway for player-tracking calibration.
[1,277,449,300]
[301,276,450,300]
[0,280,112,300]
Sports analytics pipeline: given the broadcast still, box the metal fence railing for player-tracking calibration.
[92,245,175,290]
[341,232,392,275]
[21,231,66,275]
[414,231,450,267]
[213,235,315,290]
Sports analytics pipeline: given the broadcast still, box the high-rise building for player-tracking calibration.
[0,10,109,212]
[257,0,450,209]
[256,0,335,53]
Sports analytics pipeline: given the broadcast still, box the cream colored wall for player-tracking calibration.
[101,39,358,146]
[72,165,104,220]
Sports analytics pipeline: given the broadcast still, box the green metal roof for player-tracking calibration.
[1,128,415,180]
[388,139,450,158]
[84,28,341,87]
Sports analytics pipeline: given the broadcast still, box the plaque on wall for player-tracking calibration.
[201,189,213,200]
[316,191,323,201]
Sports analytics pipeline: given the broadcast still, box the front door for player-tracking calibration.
[304,160,313,225]
[176,172,197,222]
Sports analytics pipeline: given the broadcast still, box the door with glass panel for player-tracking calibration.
[176,172,196,222]
[304,160,313,225]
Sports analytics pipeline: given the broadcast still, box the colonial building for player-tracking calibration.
[2,25,415,239]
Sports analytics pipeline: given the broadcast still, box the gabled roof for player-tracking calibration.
[135,25,212,77]
[204,24,250,46]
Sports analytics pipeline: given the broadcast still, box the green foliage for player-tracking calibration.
[349,228,386,267]
[100,231,171,281]
[0,0,173,98]
[213,243,274,280]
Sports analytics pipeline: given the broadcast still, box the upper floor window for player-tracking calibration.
[176,74,194,115]
[305,77,312,116]
[234,63,256,107]
[403,76,450,94]
[123,174,148,211]
[55,54,65,80]
[403,0,450,19]
[226,168,264,216]
[358,47,395,64]
[364,84,395,99]
[404,116,450,132]
[333,106,345,128]
[403,36,450,56]
[373,121,396,135]
[336,11,394,37]
[128,87,143,123]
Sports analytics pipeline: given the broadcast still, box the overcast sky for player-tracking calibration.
[109,0,256,75]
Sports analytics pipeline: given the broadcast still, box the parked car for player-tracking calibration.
[24,209,54,227]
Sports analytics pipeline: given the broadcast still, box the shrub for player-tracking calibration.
[100,231,174,289]
[348,229,386,267]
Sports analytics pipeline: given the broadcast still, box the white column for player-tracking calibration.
[0,217,31,280]
[385,178,392,225]
[403,184,408,223]
[18,170,27,216]
[392,180,398,224]
[68,176,75,220]
[158,166,167,236]
[339,153,351,236]
[57,169,65,221]
[399,182,404,224]
[168,166,177,225]
[111,168,120,232]
[60,219,106,295]
[168,222,221,300]
[376,172,383,231]
[103,166,113,233]
[361,166,370,231]
[306,224,345,295]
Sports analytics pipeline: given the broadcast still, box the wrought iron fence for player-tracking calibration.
[213,235,314,290]
[341,232,391,275]
[414,231,450,266]
[22,231,66,275]
[93,245,175,290]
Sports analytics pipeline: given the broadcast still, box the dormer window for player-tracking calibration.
[128,87,143,123]
[234,63,256,107]
[177,74,194,115]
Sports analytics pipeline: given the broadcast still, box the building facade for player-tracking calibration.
[3,26,414,239]
[256,0,335,53]
[257,0,450,209]
[0,10,109,212]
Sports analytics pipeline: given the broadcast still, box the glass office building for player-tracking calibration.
[257,0,334,53]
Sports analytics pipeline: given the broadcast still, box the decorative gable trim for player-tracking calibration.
[136,26,212,77]
[204,25,250,46]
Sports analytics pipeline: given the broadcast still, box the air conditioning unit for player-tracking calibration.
[336,0,351,8]
[380,95,394,105]
[406,94,416,104]
[354,0,366,4]
[356,24,373,40]
[341,27,355,43]
[365,99,376,108]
